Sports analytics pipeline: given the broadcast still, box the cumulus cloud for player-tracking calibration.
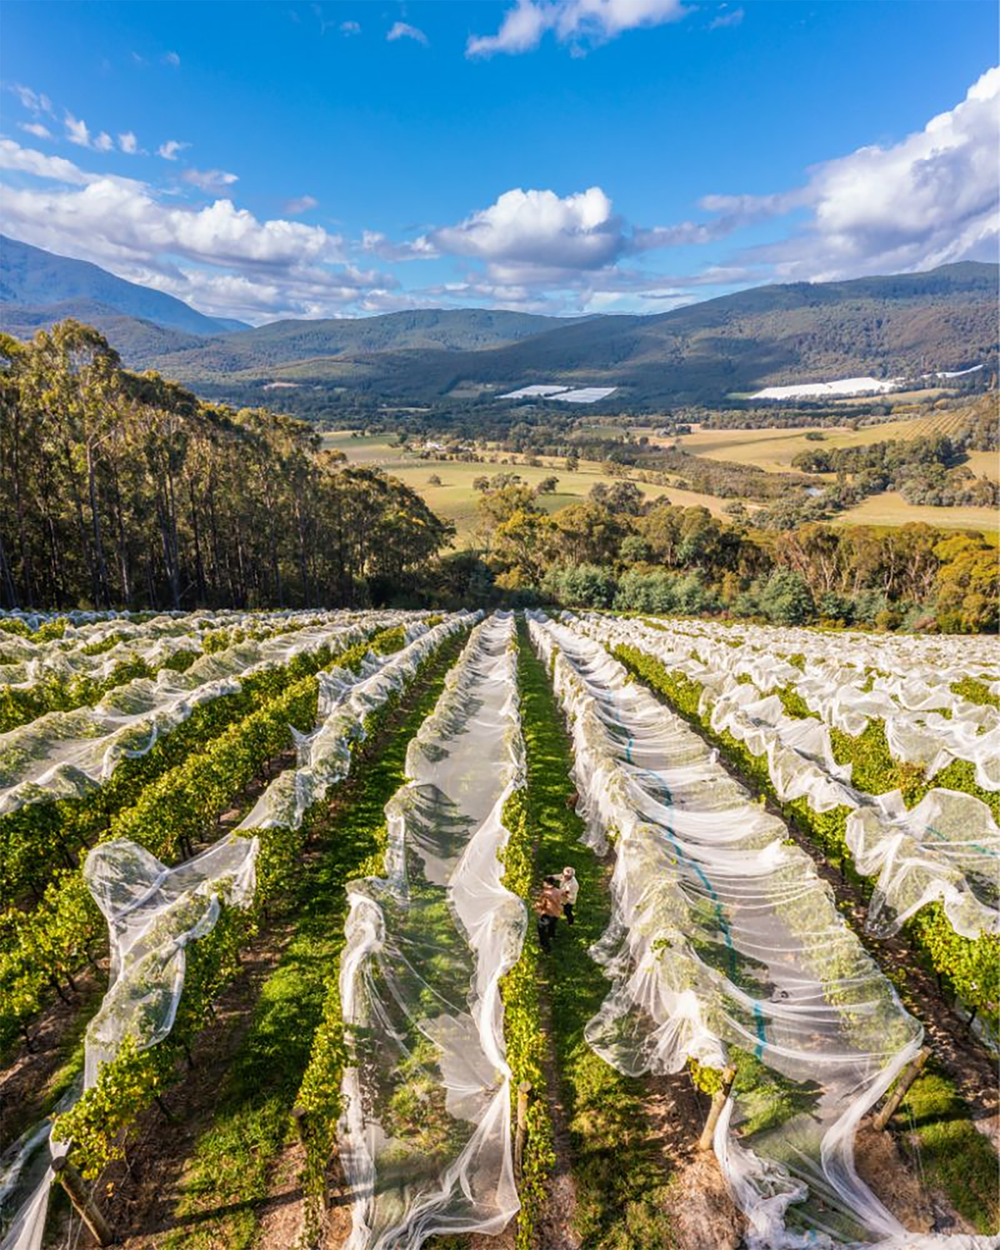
[19,122,53,140]
[711,65,1000,281]
[162,50,181,67]
[283,194,319,215]
[340,20,361,35]
[118,131,140,154]
[0,138,95,186]
[181,167,240,192]
[387,21,428,45]
[467,0,687,57]
[430,186,625,276]
[158,139,190,161]
[0,144,400,322]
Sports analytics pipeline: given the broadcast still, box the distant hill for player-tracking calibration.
[1,237,996,410]
[0,235,248,336]
[139,262,999,409]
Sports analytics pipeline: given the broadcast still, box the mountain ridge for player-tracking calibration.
[0,235,248,336]
[1,237,995,409]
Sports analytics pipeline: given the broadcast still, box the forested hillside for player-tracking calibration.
[0,322,449,610]
[108,261,1000,409]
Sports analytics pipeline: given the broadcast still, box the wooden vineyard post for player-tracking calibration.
[698,1065,736,1152]
[874,1047,931,1132]
[514,1080,531,1179]
[292,1103,308,1145]
[51,1156,116,1246]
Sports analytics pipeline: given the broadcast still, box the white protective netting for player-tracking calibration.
[0,609,326,690]
[0,612,403,817]
[613,616,1000,791]
[0,611,467,1250]
[338,612,526,1249]
[529,612,933,1249]
[578,613,1000,944]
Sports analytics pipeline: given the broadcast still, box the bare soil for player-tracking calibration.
[643,1074,744,1250]
[0,966,106,1152]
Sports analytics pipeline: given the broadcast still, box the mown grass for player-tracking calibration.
[515,620,676,1250]
[162,633,466,1250]
[895,1067,999,1234]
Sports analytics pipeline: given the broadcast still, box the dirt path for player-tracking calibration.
[533,968,583,1250]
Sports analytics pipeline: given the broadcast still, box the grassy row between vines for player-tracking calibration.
[515,620,677,1250]
[53,625,458,1181]
[150,628,469,1250]
[613,642,999,1235]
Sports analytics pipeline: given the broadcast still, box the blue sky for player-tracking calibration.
[1,0,997,323]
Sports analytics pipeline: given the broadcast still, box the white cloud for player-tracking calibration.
[361,230,437,261]
[467,0,687,57]
[19,122,53,140]
[708,6,743,29]
[0,153,402,321]
[340,20,361,35]
[64,113,91,148]
[181,168,240,192]
[162,51,181,67]
[62,112,115,153]
[283,194,319,215]
[10,84,53,115]
[0,138,95,186]
[431,186,625,276]
[118,132,140,155]
[387,21,428,45]
[158,139,190,161]
[710,65,1000,281]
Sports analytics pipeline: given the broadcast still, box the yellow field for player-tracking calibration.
[667,414,998,481]
[323,430,996,544]
[834,492,1000,540]
[322,432,735,544]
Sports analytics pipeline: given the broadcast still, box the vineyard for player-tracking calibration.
[0,608,997,1250]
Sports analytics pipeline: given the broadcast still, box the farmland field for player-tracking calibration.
[322,432,736,539]
[670,416,1000,480]
[324,427,999,544]
[1,607,996,1250]
[834,491,1000,538]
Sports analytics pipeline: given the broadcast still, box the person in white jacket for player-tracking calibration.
[560,866,578,925]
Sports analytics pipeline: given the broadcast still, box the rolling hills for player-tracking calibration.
[1,235,996,410]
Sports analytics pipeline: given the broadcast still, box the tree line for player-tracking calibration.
[0,322,451,611]
[457,476,997,632]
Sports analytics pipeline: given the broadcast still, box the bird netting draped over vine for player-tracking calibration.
[0,609,326,689]
[577,613,1000,945]
[0,612,465,1250]
[339,612,526,1249]
[0,612,387,816]
[528,612,927,1249]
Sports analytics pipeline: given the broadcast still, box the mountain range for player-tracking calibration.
[0,236,248,336]
[1,234,996,410]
